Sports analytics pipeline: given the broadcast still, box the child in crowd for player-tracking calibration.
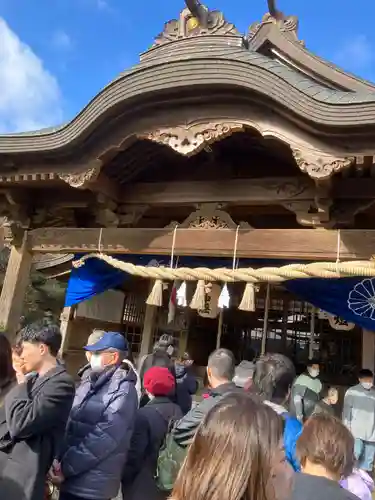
[313,386,339,416]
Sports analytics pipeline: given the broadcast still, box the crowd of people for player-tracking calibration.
[0,323,375,500]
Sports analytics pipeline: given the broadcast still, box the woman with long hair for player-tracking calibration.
[170,392,293,500]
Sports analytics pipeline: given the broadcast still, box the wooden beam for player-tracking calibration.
[120,178,315,205]
[117,178,375,205]
[28,227,375,261]
[0,236,32,339]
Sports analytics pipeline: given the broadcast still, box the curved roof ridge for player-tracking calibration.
[2,46,375,144]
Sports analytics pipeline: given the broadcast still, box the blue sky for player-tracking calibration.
[0,0,374,133]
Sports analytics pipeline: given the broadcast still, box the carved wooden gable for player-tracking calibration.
[153,8,240,47]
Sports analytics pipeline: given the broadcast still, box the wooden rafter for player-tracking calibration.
[26,227,375,261]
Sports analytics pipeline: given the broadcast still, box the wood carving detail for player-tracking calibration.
[144,122,245,157]
[166,203,252,230]
[59,166,101,188]
[292,149,354,180]
[154,8,239,46]
[1,217,25,247]
[282,201,329,228]
[248,11,302,44]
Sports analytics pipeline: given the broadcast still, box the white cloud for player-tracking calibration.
[52,29,72,51]
[334,35,373,70]
[0,17,63,133]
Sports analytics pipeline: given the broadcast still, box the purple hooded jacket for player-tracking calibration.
[340,469,374,500]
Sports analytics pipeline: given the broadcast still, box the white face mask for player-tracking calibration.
[361,382,373,390]
[167,345,174,356]
[308,368,319,378]
[90,353,104,372]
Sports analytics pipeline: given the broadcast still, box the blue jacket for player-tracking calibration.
[60,364,138,500]
[175,364,198,415]
[264,401,302,471]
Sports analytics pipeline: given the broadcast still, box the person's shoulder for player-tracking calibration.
[46,365,75,387]
[292,474,358,500]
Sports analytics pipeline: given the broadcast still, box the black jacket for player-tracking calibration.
[0,365,75,500]
[122,397,182,500]
[172,382,242,446]
[175,364,198,415]
[291,473,359,500]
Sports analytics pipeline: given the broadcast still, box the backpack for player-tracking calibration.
[155,431,187,492]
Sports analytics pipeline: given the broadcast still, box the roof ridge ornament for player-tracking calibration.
[152,1,240,47]
[185,0,209,28]
[248,0,302,45]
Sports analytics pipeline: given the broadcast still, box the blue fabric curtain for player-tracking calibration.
[284,277,375,332]
[65,254,375,331]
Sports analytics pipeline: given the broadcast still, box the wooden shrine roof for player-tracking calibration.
[1,1,375,159]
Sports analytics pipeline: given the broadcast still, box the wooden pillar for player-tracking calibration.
[179,329,189,356]
[59,306,74,356]
[362,329,375,371]
[139,304,158,360]
[0,236,32,340]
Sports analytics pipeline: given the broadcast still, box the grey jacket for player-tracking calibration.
[172,382,242,446]
[290,373,322,421]
[343,384,375,442]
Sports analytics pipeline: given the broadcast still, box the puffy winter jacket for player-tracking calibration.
[59,363,138,500]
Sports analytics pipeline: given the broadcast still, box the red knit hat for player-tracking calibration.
[143,366,175,396]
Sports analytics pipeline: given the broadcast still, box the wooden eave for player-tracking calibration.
[2,40,375,159]
[249,23,375,94]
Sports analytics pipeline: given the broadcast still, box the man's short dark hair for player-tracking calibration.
[20,321,62,357]
[359,368,374,379]
[207,349,235,381]
[307,358,320,367]
[296,414,354,477]
[252,353,295,403]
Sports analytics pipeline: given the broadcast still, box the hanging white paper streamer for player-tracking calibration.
[218,283,230,309]
[176,281,187,307]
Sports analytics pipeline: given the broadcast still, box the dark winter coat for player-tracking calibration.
[175,364,198,415]
[60,363,138,500]
[172,382,243,446]
[122,397,182,500]
[0,365,75,500]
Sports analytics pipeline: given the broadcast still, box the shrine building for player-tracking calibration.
[1,1,375,384]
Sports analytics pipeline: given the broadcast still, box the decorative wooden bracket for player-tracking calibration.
[118,205,149,227]
[166,203,252,229]
[292,149,355,180]
[94,194,119,228]
[141,122,245,157]
[58,161,101,189]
